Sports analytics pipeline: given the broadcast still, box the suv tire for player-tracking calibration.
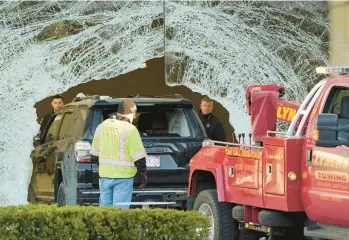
[193,189,238,240]
[27,183,37,204]
[57,183,66,207]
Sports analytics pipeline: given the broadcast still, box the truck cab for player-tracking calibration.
[188,67,349,240]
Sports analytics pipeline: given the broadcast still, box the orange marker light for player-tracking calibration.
[314,130,319,140]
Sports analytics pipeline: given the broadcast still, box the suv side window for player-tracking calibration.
[57,112,72,140]
[44,114,63,143]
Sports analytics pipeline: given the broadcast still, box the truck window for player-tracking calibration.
[322,86,349,141]
[57,112,72,140]
[101,106,193,138]
[323,87,349,114]
[137,108,191,137]
[333,89,349,115]
[44,114,63,143]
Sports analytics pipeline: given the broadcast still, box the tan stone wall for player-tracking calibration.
[329,1,349,65]
[35,57,236,141]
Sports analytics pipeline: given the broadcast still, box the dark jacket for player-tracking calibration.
[199,111,226,142]
[39,111,54,136]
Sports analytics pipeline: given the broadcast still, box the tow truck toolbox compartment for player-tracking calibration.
[262,136,304,211]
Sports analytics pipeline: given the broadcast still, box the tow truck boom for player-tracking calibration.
[244,84,301,142]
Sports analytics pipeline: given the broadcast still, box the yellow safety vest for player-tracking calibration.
[90,119,147,178]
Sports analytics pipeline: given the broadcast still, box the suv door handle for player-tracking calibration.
[306,149,313,166]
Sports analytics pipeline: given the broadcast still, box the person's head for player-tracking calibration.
[116,99,137,123]
[200,96,213,115]
[51,94,64,112]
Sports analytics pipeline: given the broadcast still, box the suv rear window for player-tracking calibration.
[102,106,193,138]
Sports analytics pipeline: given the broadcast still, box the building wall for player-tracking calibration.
[36,3,349,142]
[329,1,349,65]
[35,57,235,141]
[26,4,349,200]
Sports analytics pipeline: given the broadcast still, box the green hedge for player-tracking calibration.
[0,204,209,240]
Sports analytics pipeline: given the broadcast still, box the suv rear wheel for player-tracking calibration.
[57,183,66,207]
[193,189,238,240]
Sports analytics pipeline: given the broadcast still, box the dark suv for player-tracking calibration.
[28,94,206,208]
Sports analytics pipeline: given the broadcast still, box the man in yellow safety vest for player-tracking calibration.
[90,99,147,208]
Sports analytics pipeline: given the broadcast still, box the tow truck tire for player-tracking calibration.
[193,189,237,240]
[57,183,66,207]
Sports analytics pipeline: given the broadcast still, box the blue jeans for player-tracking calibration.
[99,177,134,209]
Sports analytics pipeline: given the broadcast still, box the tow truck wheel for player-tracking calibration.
[193,189,238,240]
[57,183,66,207]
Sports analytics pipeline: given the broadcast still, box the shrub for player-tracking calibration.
[0,204,209,240]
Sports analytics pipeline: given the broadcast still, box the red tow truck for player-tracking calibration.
[188,67,349,240]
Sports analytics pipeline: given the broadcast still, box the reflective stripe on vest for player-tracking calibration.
[99,158,134,167]
[131,150,147,160]
[119,126,129,161]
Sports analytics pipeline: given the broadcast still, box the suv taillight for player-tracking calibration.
[74,141,92,163]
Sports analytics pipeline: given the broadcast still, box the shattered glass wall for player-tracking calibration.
[0,1,163,205]
[0,1,332,205]
[165,1,330,133]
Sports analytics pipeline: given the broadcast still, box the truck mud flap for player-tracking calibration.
[187,196,196,210]
[304,220,349,240]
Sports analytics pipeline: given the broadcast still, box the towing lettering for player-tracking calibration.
[312,151,349,172]
[315,170,349,183]
[277,105,297,122]
[225,149,261,159]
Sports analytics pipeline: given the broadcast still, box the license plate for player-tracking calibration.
[146,155,160,168]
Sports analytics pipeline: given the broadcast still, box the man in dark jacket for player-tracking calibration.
[198,96,226,142]
[39,94,64,136]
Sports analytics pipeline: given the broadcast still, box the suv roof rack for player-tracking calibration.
[155,94,183,99]
[72,94,112,102]
[127,94,183,99]
[127,94,155,98]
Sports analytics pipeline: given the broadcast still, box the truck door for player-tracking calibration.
[32,113,63,202]
[302,85,349,227]
[51,111,72,200]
